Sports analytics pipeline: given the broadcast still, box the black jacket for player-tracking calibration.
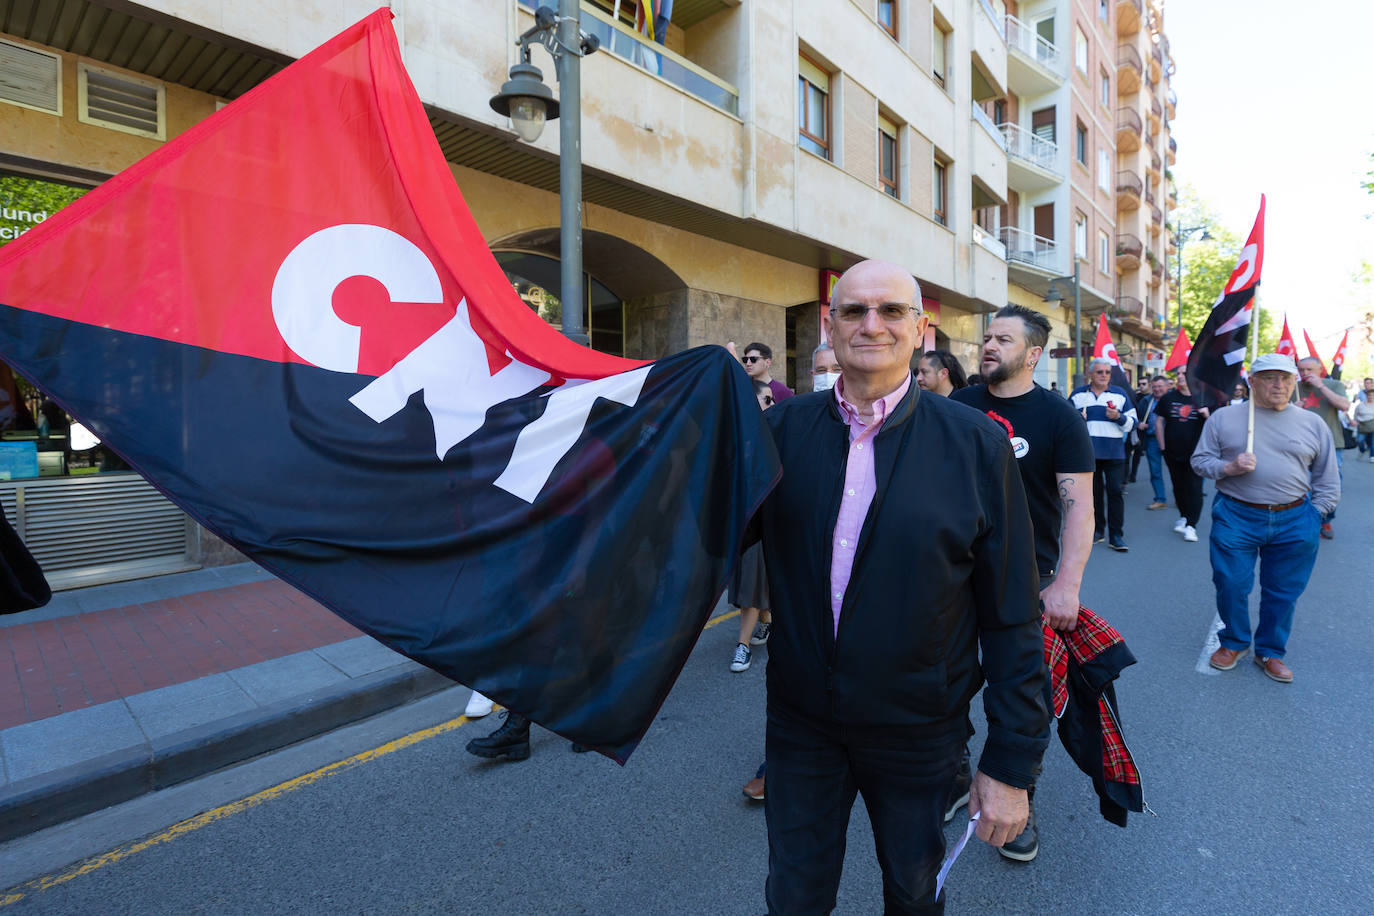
[757,383,1049,788]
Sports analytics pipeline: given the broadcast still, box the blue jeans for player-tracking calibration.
[1359,431,1374,454]
[1144,437,1165,502]
[1209,493,1321,659]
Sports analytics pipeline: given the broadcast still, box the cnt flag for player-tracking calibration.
[1164,327,1192,372]
[1276,314,1299,359]
[1091,314,1132,389]
[0,10,779,761]
[1302,329,1328,376]
[1332,329,1350,379]
[1187,196,1265,409]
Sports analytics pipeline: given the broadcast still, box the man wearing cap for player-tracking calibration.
[1190,354,1340,684]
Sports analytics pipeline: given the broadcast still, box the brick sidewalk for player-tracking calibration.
[1,580,360,730]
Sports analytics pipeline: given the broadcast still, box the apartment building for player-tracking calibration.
[990,0,1174,388]
[0,0,1020,585]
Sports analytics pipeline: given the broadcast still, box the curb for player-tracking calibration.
[0,663,454,844]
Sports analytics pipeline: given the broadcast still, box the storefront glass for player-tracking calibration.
[494,250,625,357]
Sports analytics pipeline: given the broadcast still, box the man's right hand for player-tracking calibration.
[968,771,1028,847]
[1225,452,1257,476]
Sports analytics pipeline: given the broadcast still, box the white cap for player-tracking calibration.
[1250,353,1297,375]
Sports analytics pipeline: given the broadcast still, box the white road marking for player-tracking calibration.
[1195,612,1224,675]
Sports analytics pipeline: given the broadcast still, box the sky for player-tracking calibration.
[1167,0,1374,350]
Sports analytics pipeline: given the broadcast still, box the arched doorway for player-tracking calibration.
[494,250,625,356]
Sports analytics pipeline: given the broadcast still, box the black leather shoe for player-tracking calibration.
[998,795,1039,862]
[944,749,972,823]
[465,712,531,761]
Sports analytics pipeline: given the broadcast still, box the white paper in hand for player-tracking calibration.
[934,811,980,897]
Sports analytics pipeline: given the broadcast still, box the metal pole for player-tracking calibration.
[1072,260,1082,388]
[556,0,590,347]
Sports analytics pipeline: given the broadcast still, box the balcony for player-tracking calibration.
[1149,257,1164,286]
[1118,0,1142,36]
[1148,42,1163,84]
[1148,205,1162,234]
[1149,95,1162,129]
[1167,135,1177,165]
[1116,233,1143,270]
[971,106,1009,202]
[999,121,1061,190]
[1004,15,1065,95]
[1000,226,1061,274]
[1112,295,1147,322]
[1116,106,1143,151]
[579,3,739,115]
[1148,146,1162,177]
[1118,44,1142,95]
[973,223,1007,259]
[1116,170,1142,209]
[1166,90,1177,119]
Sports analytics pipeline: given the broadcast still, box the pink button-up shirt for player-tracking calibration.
[828,373,912,635]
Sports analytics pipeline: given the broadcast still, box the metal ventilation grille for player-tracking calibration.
[2,474,192,576]
[80,64,162,138]
[0,38,61,115]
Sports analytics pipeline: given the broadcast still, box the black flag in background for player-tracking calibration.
[1186,196,1265,410]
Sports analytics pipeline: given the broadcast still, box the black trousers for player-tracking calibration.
[1128,437,1146,481]
[764,702,962,915]
[1092,458,1126,538]
[1164,453,1204,526]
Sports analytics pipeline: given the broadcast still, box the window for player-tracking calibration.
[1075,28,1088,74]
[1097,148,1111,192]
[1075,211,1087,261]
[993,99,1007,124]
[878,115,899,198]
[1100,69,1111,108]
[1099,230,1111,274]
[1099,0,1109,22]
[1075,120,1087,165]
[932,23,949,89]
[78,63,165,140]
[878,0,898,40]
[798,56,830,159]
[933,159,948,226]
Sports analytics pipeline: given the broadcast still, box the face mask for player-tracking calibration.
[813,371,841,392]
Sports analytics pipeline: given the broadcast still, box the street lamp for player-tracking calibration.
[1166,224,1212,339]
[1045,262,1082,388]
[489,3,601,346]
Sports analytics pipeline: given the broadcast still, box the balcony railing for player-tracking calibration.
[1149,147,1162,173]
[1004,15,1062,73]
[1112,295,1146,321]
[1144,186,1155,205]
[998,121,1058,172]
[973,223,1007,259]
[972,104,1008,149]
[1116,169,1143,197]
[1117,0,1143,35]
[1118,44,1143,73]
[1117,106,1143,135]
[1116,233,1144,263]
[576,2,740,115]
[1000,226,1060,272]
[1150,204,1163,225]
[1150,95,1162,120]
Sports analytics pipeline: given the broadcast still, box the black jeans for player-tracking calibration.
[764,702,962,915]
[1092,458,1126,538]
[1164,454,1204,527]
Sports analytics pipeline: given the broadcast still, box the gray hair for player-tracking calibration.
[812,342,834,360]
[1089,357,1114,371]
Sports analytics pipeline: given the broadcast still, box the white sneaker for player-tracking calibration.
[1183,525,1198,542]
[464,691,494,719]
[1173,517,1187,533]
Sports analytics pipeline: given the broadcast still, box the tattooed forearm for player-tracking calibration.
[1058,476,1076,513]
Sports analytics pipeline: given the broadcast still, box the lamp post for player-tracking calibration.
[490,3,600,346]
[1166,223,1211,340]
[1045,262,1082,388]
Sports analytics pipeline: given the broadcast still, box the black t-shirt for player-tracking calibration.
[952,383,1096,577]
[1156,390,1207,458]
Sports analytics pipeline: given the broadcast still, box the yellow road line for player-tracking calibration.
[2,608,744,906]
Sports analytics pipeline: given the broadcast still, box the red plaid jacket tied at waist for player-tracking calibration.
[1042,606,1144,827]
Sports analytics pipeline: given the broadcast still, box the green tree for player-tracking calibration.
[1170,184,1277,355]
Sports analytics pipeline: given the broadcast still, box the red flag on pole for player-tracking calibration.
[1186,195,1264,409]
[1332,329,1349,373]
[1092,313,1121,366]
[1302,329,1328,376]
[1276,315,1298,358]
[1164,327,1192,372]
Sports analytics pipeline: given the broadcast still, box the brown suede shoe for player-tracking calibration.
[1255,655,1293,683]
[1209,646,1248,670]
[742,775,765,801]
[1147,501,1167,510]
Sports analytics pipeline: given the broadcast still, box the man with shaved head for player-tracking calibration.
[753,260,1048,913]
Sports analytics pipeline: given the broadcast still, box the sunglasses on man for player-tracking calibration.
[742,355,764,364]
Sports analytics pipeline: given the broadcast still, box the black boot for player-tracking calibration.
[465,711,531,761]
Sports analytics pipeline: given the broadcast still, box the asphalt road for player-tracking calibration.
[4,454,1373,914]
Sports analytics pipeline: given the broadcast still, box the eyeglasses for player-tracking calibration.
[741,355,763,364]
[761,396,775,405]
[829,304,917,324]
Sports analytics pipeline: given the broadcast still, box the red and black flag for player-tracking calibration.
[1186,196,1265,409]
[0,10,778,761]
[1332,329,1350,379]
[1163,327,1191,373]
[1302,329,1327,377]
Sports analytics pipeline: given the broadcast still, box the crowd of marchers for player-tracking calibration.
[456,261,1345,914]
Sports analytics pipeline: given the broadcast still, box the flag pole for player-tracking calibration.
[1245,285,1261,454]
